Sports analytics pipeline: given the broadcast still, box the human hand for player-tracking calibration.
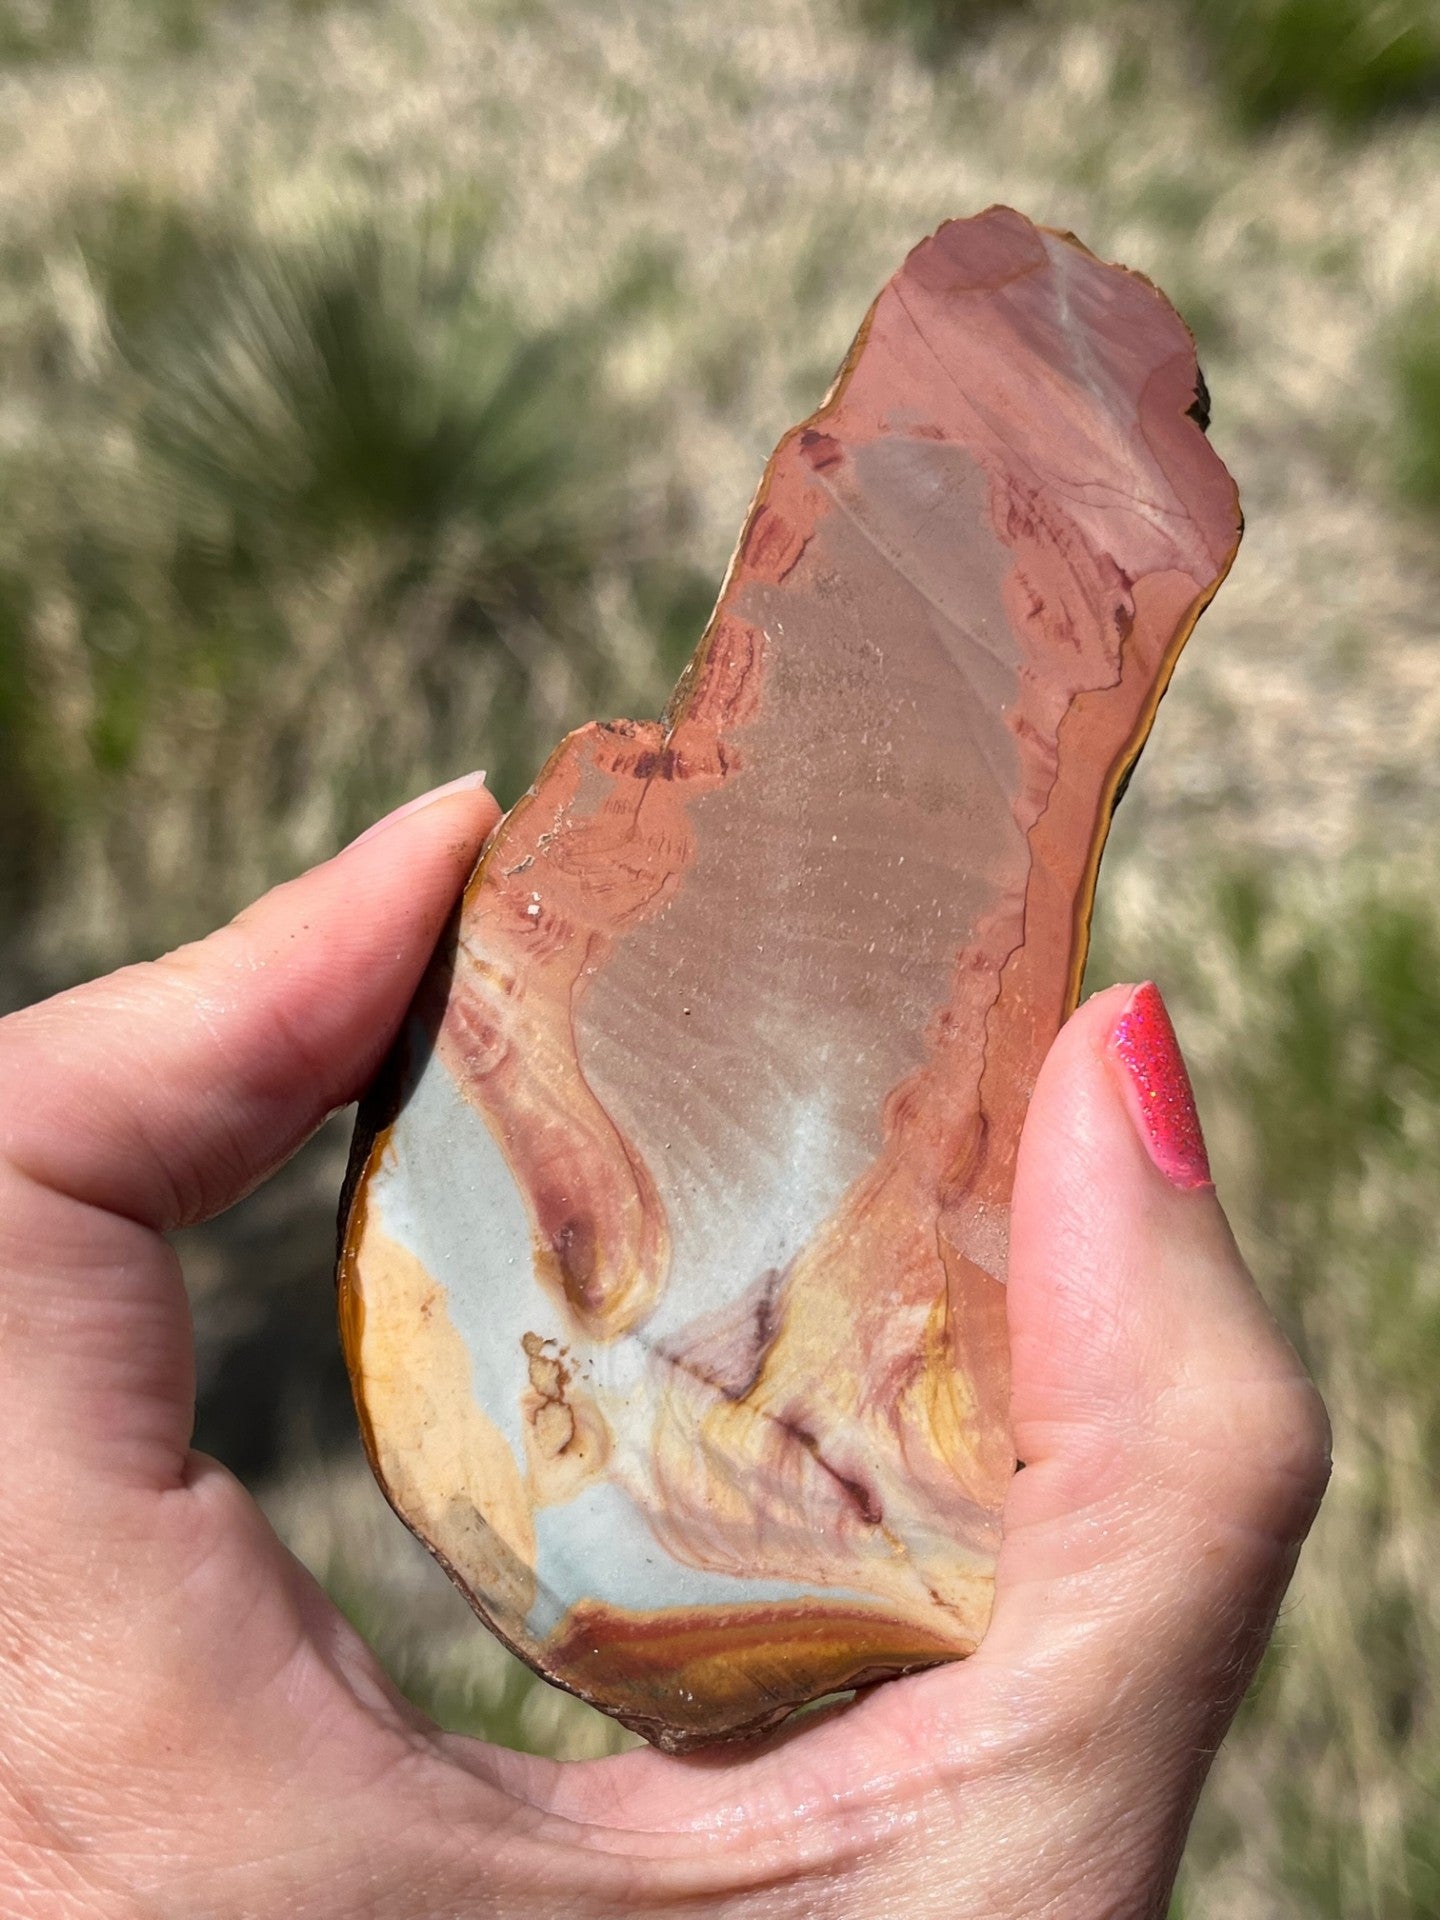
[0,776,1329,1919]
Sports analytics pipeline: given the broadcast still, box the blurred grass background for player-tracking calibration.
[0,1,1437,1911]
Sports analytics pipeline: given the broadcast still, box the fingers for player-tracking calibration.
[974,981,1329,1805]
[0,774,499,1231]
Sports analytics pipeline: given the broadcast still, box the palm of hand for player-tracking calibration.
[0,788,1327,1920]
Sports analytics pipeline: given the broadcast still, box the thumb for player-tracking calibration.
[979,981,1330,1784]
[0,772,499,1489]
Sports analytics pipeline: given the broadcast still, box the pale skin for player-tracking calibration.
[0,777,1331,1919]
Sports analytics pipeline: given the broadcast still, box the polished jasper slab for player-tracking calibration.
[339,206,1242,1751]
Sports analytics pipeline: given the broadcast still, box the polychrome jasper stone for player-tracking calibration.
[339,206,1242,1751]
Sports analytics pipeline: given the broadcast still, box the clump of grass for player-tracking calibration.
[125,213,647,803]
[135,221,620,586]
[0,0,348,63]
[1392,286,1440,513]
[0,190,702,981]
[1187,0,1440,131]
[0,0,207,60]
[850,0,1440,128]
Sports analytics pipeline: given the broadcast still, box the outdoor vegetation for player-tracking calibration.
[854,0,1440,128]
[1,2,1437,1914]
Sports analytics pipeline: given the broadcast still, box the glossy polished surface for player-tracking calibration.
[340,207,1242,1750]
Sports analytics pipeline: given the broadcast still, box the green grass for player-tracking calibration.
[0,568,61,938]
[0,187,702,976]
[0,0,207,60]
[122,213,647,802]
[850,0,1440,128]
[1187,0,1440,131]
[1392,286,1440,512]
[0,0,350,62]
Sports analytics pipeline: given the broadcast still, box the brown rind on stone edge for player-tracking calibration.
[1046,225,1242,1012]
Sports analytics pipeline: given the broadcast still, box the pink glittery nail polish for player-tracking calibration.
[1108,982,1213,1191]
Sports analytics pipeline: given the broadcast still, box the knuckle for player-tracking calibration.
[1247,1373,1332,1531]
[1162,1370,1332,1546]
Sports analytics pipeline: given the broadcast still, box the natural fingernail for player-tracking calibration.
[346,772,489,852]
[1107,981,1213,1191]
